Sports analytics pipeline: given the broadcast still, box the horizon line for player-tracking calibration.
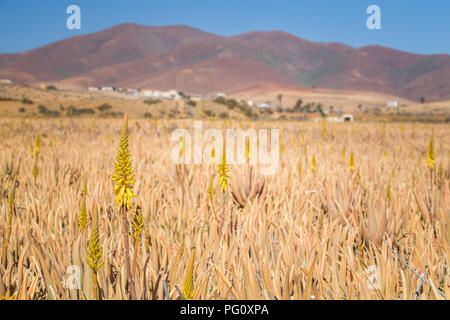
[1,22,448,57]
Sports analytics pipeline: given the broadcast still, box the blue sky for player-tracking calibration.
[0,0,449,54]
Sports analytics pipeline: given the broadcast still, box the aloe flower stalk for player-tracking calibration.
[427,134,435,170]
[218,146,230,192]
[182,247,195,300]
[113,115,136,210]
[349,152,355,172]
[86,216,104,300]
[77,182,88,230]
[112,114,137,300]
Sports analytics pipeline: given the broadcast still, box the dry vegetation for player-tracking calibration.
[0,117,448,300]
[0,84,251,120]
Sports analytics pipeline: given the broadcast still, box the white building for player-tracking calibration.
[322,114,354,123]
[161,89,181,100]
[386,100,398,108]
[126,88,139,96]
[257,102,270,109]
[0,79,12,84]
[88,86,99,91]
[142,89,155,97]
[247,100,254,106]
[341,114,354,122]
[101,87,114,91]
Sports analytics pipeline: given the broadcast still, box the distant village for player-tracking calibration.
[88,86,187,100]
[87,86,277,109]
[0,79,406,121]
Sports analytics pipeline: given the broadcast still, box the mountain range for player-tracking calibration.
[0,23,449,101]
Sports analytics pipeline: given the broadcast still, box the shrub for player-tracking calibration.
[18,107,26,113]
[22,97,33,105]
[263,108,274,115]
[143,112,152,118]
[187,100,197,107]
[219,112,229,119]
[46,85,57,91]
[204,110,215,118]
[214,97,238,110]
[144,99,162,105]
[97,103,113,112]
[316,103,326,118]
[104,111,124,118]
[38,105,60,117]
[292,99,303,113]
[38,105,48,114]
[66,106,95,116]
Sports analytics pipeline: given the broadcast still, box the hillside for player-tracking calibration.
[0,23,449,101]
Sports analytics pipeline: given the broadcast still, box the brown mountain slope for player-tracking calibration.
[0,23,449,101]
[61,37,297,93]
[0,24,215,82]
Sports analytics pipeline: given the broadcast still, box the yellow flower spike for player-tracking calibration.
[87,222,104,273]
[311,155,317,173]
[131,205,144,241]
[210,147,216,164]
[112,115,136,210]
[35,135,41,155]
[321,121,327,138]
[218,144,230,192]
[427,133,435,170]
[7,183,16,207]
[386,182,391,203]
[179,135,186,158]
[245,139,251,161]
[182,247,195,300]
[77,182,89,230]
[86,212,104,300]
[349,152,355,172]
[207,177,215,200]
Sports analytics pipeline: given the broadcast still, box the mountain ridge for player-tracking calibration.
[0,23,449,101]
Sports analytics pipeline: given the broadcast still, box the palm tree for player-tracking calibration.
[277,94,283,112]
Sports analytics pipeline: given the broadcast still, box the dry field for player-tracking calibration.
[3,83,449,121]
[0,117,448,300]
[0,84,244,119]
